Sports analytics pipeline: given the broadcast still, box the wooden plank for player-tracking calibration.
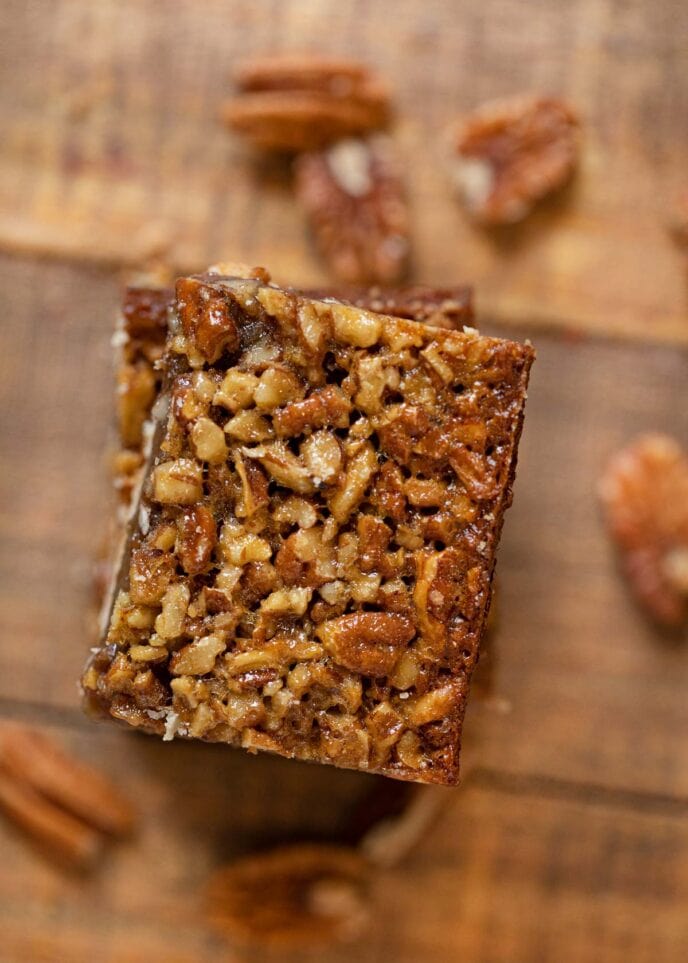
[1,255,688,799]
[465,330,688,796]
[0,0,687,342]
[0,720,377,961]
[0,720,686,962]
[0,257,117,707]
[363,778,688,963]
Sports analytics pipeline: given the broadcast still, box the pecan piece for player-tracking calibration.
[177,505,217,575]
[0,725,135,837]
[273,385,351,437]
[223,55,390,153]
[357,515,393,573]
[317,612,415,676]
[295,136,410,284]
[121,285,171,340]
[128,546,176,604]
[599,434,688,626]
[328,442,378,524]
[116,362,157,449]
[242,441,315,494]
[170,633,227,676]
[176,277,240,363]
[452,95,579,224]
[234,451,270,517]
[206,843,368,947]
[302,284,473,330]
[368,461,407,522]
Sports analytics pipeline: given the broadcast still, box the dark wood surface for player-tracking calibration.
[1,1,688,960]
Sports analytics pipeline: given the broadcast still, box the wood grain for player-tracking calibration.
[0,0,687,342]
[2,259,688,961]
[1,1,688,958]
[0,721,686,962]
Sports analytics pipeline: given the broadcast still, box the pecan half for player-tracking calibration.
[0,724,135,868]
[451,95,579,224]
[176,277,240,363]
[294,135,410,284]
[223,55,390,153]
[599,434,688,626]
[0,767,103,868]
[317,612,415,676]
[206,843,369,947]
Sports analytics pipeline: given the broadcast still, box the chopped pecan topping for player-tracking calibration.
[177,505,217,575]
[128,546,176,605]
[117,362,157,449]
[295,136,410,284]
[317,611,416,676]
[302,284,473,330]
[88,271,533,785]
[452,95,579,224]
[599,434,688,626]
[273,385,351,437]
[176,276,240,363]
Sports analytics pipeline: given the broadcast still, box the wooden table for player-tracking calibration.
[1,2,687,961]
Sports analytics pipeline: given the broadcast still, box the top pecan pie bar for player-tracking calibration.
[83,268,533,784]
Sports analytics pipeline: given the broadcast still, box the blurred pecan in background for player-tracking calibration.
[599,434,688,627]
[451,95,579,224]
[206,843,369,947]
[223,55,390,152]
[0,724,135,869]
[669,191,688,258]
[295,135,410,284]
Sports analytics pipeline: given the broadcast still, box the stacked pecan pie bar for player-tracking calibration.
[83,268,533,785]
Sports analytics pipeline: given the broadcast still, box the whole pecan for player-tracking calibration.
[0,724,135,869]
[599,434,688,626]
[206,843,369,947]
[223,55,390,153]
[295,135,411,284]
[451,94,579,224]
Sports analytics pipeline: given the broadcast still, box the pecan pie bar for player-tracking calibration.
[84,268,533,784]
